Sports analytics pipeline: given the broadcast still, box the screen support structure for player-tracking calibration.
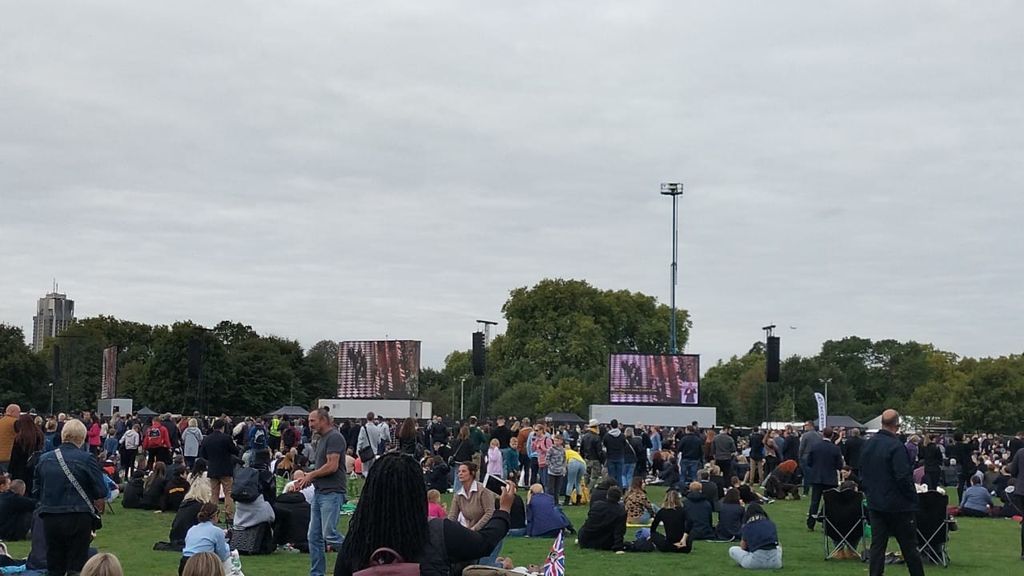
[476,320,497,417]
[661,183,684,353]
[762,324,776,426]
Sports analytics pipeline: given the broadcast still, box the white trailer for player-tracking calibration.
[589,404,716,428]
[317,399,432,421]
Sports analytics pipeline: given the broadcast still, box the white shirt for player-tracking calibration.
[283,480,315,504]
[454,481,480,528]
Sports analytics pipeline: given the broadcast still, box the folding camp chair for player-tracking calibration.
[916,490,954,566]
[818,488,866,560]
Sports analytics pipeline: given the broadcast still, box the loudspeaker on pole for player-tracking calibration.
[471,331,486,376]
[766,336,780,383]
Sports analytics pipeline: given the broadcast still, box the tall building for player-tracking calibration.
[32,291,75,352]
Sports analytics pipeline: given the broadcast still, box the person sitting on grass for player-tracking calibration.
[181,551,226,576]
[683,481,716,540]
[728,503,783,569]
[80,552,124,576]
[168,478,214,549]
[623,477,656,524]
[333,452,516,576]
[526,483,572,538]
[180,502,230,576]
[958,475,994,517]
[650,489,693,553]
[142,461,168,510]
[163,464,192,512]
[578,485,627,552]
[427,488,447,519]
[0,478,36,541]
[716,488,744,541]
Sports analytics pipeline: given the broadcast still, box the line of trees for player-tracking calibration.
[0,318,338,416]
[2,277,1022,432]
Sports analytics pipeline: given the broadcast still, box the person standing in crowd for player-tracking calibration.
[545,435,567,498]
[798,421,822,496]
[161,413,182,455]
[34,418,107,576]
[920,435,944,490]
[491,416,512,449]
[713,426,737,479]
[296,408,347,576]
[118,423,140,479]
[11,413,44,489]
[356,412,382,478]
[580,419,604,490]
[144,417,172,469]
[805,427,843,530]
[950,432,977,498]
[603,419,626,489]
[676,425,704,486]
[842,427,864,476]
[268,415,283,453]
[516,418,534,486]
[198,419,239,524]
[747,427,765,485]
[860,410,925,576]
[1006,440,1024,561]
[531,423,552,488]
[427,415,448,453]
[0,404,21,474]
[182,419,204,470]
[622,427,642,485]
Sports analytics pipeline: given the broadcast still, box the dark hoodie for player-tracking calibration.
[603,428,626,460]
[683,491,715,540]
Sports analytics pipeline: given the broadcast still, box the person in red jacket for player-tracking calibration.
[87,417,102,456]
[143,419,172,470]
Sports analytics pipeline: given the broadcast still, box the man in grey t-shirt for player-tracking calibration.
[297,408,346,576]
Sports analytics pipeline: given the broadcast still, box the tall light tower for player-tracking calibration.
[661,182,684,353]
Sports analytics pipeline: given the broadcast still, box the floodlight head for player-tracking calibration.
[660,182,684,196]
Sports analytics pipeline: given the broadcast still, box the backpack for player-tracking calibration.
[354,548,419,576]
[251,427,267,450]
[143,426,163,450]
[231,467,261,504]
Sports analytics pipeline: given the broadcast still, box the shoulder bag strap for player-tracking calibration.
[55,448,100,516]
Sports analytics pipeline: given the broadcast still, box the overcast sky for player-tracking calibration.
[2,1,1022,370]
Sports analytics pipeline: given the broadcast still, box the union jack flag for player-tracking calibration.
[543,530,565,576]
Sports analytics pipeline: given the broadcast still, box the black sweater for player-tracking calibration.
[578,500,627,551]
[651,507,690,552]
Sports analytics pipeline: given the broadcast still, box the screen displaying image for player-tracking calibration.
[608,353,700,405]
[337,340,421,399]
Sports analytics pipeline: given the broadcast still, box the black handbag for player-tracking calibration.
[358,427,376,463]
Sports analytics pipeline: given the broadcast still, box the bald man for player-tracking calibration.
[860,409,925,576]
[0,404,20,474]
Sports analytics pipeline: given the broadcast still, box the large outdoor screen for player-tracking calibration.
[337,340,421,399]
[609,353,700,405]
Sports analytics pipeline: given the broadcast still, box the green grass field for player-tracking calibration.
[5,487,1020,575]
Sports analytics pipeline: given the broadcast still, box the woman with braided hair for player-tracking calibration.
[334,452,516,576]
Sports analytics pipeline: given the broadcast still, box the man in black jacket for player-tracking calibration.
[676,426,704,486]
[860,410,925,576]
[842,427,864,475]
[199,419,240,523]
[602,420,627,488]
[490,417,512,449]
[580,420,604,490]
[578,486,626,551]
[806,427,844,530]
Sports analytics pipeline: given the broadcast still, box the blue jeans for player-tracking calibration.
[606,459,624,488]
[481,537,504,567]
[309,491,346,576]
[622,463,636,488]
[565,461,585,496]
[679,459,699,484]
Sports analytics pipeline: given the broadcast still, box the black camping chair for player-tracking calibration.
[819,488,866,560]
[916,490,954,566]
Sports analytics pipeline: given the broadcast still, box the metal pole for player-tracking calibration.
[460,377,465,420]
[49,383,54,415]
[670,193,678,353]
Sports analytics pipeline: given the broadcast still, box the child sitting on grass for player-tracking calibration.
[427,489,447,519]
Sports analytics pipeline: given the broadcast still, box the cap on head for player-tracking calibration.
[588,419,599,428]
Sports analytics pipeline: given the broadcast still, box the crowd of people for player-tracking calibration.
[1,401,1023,575]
